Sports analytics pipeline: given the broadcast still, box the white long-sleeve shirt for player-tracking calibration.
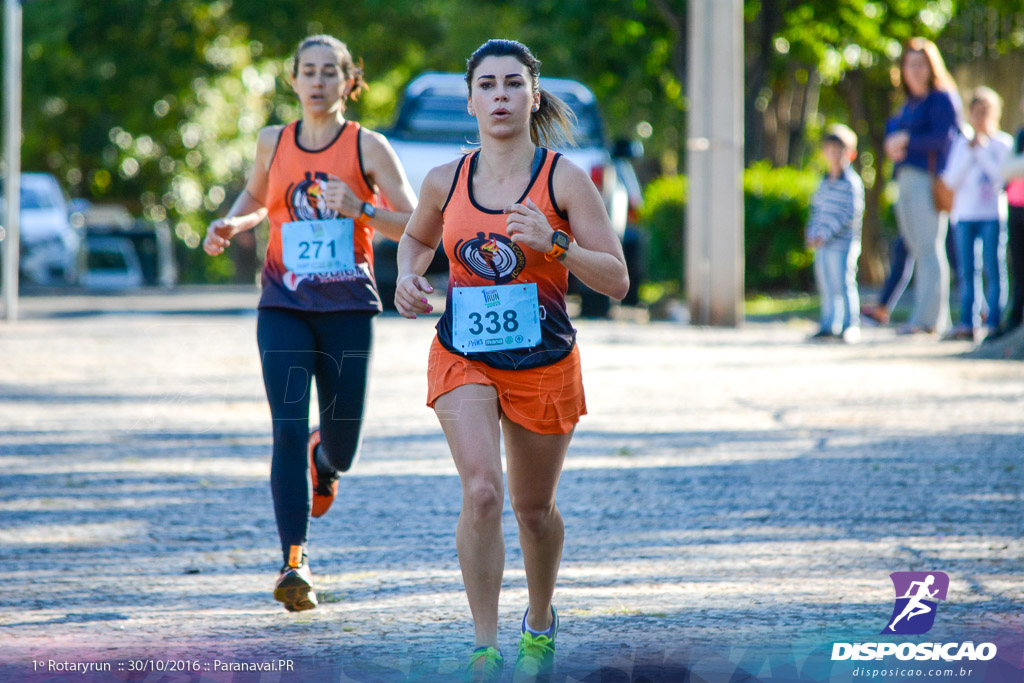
[942,130,1012,221]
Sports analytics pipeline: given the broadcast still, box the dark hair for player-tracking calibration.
[291,35,368,104]
[465,39,576,148]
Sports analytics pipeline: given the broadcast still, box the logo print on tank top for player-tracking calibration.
[454,232,526,285]
[287,172,339,221]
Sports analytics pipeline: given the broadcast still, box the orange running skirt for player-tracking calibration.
[426,336,587,435]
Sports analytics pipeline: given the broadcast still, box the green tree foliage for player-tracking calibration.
[509,0,686,172]
[641,174,687,283]
[8,0,275,281]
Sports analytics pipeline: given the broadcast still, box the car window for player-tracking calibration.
[20,185,60,210]
[404,95,478,140]
[553,92,604,148]
[0,180,61,209]
[87,247,129,270]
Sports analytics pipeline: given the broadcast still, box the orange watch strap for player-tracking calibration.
[544,243,568,261]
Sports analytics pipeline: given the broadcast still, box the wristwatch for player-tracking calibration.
[545,230,572,262]
[360,201,376,219]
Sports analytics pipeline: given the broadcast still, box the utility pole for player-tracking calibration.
[686,0,744,326]
[2,0,22,321]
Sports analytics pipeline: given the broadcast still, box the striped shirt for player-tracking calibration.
[806,166,864,245]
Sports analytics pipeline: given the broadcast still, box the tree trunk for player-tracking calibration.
[787,70,819,167]
[652,0,687,87]
[773,81,792,166]
[743,0,779,164]
[838,69,889,285]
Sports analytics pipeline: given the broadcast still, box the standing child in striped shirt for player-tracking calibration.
[806,123,865,343]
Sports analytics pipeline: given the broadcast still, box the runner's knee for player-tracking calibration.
[463,476,504,522]
[318,421,360,472]
[512,500,557,538]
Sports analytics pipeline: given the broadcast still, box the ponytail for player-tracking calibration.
[532,89,576,148]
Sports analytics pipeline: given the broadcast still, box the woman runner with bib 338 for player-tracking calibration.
[395,39,628,682]
[203,35,416,612]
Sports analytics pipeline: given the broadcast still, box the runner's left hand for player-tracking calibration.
[505,198,554,253]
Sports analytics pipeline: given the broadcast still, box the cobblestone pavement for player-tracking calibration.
[1,288,1023,680]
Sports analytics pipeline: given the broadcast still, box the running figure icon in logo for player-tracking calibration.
[883,571,949,635]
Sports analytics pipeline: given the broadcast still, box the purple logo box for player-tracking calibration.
[882,571,949,635]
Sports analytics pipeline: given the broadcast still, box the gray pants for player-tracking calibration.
[895,166,951,333]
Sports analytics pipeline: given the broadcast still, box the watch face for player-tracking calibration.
[552,231,570,249]
[362,202,375,218]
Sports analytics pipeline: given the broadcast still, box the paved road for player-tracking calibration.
[1,288,1022,681]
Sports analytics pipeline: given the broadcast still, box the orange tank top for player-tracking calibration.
[259,120,381,312]
[435,148,576,370]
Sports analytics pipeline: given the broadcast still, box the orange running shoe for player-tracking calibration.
[308,429,339,518]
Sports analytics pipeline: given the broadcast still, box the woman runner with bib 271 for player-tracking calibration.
[395,39,628,682]
[203,35,416,612]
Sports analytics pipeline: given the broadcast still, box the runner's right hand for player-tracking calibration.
[203,218,237,256]
[395,274,434,319]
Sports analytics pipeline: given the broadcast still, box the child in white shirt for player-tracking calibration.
[942,86,1012,340]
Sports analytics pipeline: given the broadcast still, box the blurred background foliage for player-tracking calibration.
[639,163,820,292]
[3,0,1024,292]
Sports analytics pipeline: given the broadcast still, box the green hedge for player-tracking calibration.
[640,162,823,293]
[641,174,688,283]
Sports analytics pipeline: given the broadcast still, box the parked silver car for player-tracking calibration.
[1,172,83,285]
[76,203,178,289]
[81,234,145,290]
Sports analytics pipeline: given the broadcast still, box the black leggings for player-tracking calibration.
[1006,206,1024,329]
[256,307,374,562]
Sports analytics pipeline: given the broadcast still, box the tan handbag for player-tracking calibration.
[929,151,954,213]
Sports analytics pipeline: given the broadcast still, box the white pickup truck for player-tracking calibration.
[375,72,643,314]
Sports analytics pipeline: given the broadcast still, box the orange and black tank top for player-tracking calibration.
[259,120,381,312]
[436,148,575,370]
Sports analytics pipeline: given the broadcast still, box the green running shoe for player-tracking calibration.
[465,646,504,683]
[513,606,557,682]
